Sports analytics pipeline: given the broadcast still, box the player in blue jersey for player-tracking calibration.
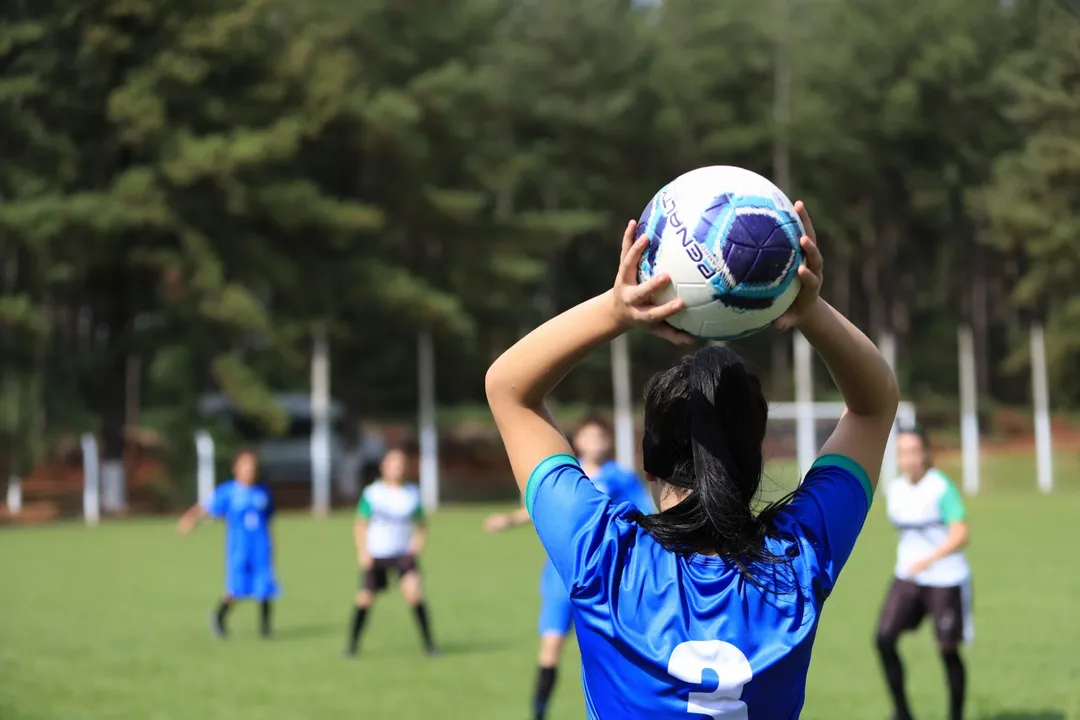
[178,448,279,639]
[484,415,655,720]
[485,203,899,719]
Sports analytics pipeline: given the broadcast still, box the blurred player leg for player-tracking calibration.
[346,588,374,657]
[212,596,234,638]
[259,601,272,638]
[875,579,924,720]
[346,564,382,657]
[399,561,437,655]
[534,563,572,720]
[928,585,967,720]
[253,564,279,639]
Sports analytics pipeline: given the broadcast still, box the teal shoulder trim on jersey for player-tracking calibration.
[811,453,873,508]
[525,453,579,517]
[938,475,967,524]
[356,493,372,519]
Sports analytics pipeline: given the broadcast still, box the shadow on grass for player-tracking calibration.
[979,712,1066,720]
[271,622,342,641]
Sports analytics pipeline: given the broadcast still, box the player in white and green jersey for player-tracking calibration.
[344,445,437,657]
[876,426,972,720]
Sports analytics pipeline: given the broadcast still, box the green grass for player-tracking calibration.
[2,457,1080,719]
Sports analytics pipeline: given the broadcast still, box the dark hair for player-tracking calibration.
[234,446,258,462]
[898,423,933,464]
[898,423,931,449]
[574,413,613,438]
[637,345,792,575]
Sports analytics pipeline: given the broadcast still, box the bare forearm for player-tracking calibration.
[930,523,969,561]
[486,292,625,410]
[353,521,368,558]
[797,301,898,418]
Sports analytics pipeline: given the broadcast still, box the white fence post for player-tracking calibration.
[195,430,216,507]
[958,326,980,494]
[311,325,332,517]
[417,331,439,511]
[81,433,101,526]
[6,476,21,515]
[1030,325,1054,493]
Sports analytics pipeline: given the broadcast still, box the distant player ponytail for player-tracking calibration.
[638,345,793,577]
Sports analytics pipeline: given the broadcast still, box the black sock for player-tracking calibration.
[260,601,273,637]
[534,666,558,720]
[876,635,911,719]
[412,602,434,650]
[215,599,233,632]
[942,649,966,720]
[348,606,369,653]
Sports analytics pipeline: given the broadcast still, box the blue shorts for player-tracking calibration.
[225,559,279,601]
[538,560,572,636]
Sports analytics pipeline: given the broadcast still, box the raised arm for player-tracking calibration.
[177,503,206,535]
[485,221,690,495]
[778,203,900,488]
[483,505,532,533]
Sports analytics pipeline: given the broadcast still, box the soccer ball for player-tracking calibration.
[636,166,804,340]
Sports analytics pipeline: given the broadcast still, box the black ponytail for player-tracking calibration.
[638,345,793,576]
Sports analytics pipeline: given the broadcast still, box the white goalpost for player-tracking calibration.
[770,400,917,482]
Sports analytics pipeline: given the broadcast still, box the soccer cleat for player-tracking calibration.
[424,645,439,657]
[343,646,359,659]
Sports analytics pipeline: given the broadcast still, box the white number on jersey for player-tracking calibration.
[667,640,753,719]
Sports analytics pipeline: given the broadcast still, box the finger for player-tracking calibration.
[618,235,649,286]
[620,219,637,264]
[626,271,671,304]
[794,201,817,243]
[633,296,684,323]
[797,262,820,292]
[800,234,823,277]
[650,324,697,345]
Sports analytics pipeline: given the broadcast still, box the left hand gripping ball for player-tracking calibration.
[637,165,805,340]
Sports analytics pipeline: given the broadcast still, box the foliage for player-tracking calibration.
[0,0,1077,478]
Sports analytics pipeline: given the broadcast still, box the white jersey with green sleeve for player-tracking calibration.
[885,468,970,587]
[357,480,424,559]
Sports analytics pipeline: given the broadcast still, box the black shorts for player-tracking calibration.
[877,578,973,646]
[360,555,419,593]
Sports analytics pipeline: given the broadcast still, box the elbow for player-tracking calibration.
[485,360,516,408]
[883,367,901,418]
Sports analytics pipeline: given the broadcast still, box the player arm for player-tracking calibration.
[917,481,970,567]
[484,505,532,533]
[409,504,427,555]
[485,221,685,497]
[781,299,897,586]
[177,503,207,534]
[804,300,900,487]
[486,293,630,496]
[354,494,372,564]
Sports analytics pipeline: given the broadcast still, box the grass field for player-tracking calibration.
[2,452,1080,719]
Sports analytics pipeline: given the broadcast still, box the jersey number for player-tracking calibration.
[667,640,753,719]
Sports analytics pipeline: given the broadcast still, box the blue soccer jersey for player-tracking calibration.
[538,460,655,636]
[526,453,872,719]
[205,480,279,600]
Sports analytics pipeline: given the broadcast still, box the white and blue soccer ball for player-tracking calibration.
[637,165,805,340]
